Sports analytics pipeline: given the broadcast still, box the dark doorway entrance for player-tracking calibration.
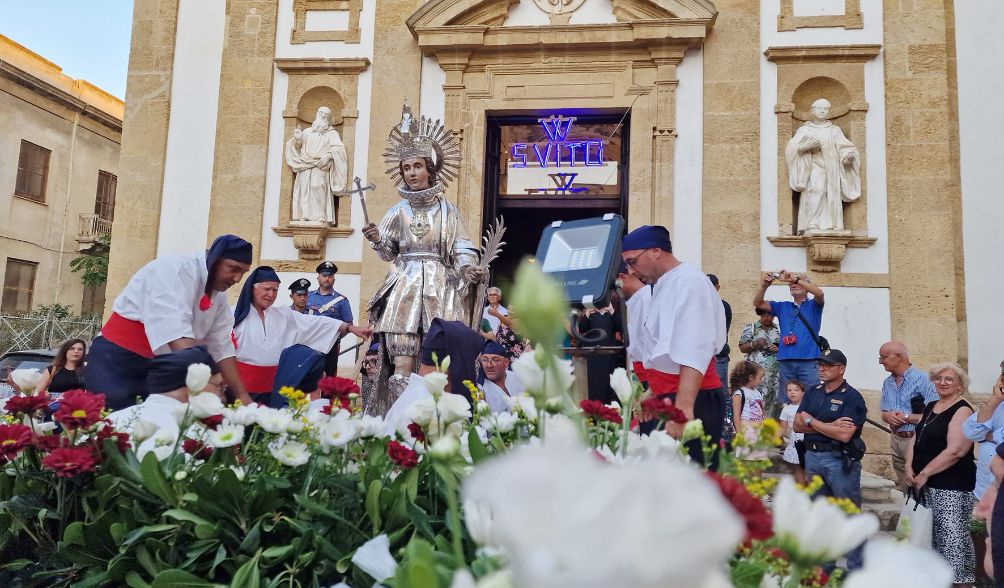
[482,111,630,289]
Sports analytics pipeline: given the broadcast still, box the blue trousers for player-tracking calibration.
[805,450,864,570]
[86,336,152,410]
[715,356,729,389]
[778,359,819,405]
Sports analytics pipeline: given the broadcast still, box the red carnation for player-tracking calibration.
[407,422,426,442]
[200,414,224,430]
[52,389,105,430]
[706,472,773,544]
[0,423,33,461]
[386,440,419,469]
[319,376,358,410]
[579,399,623,424]
[640,396,688,424]
[34,434,67,452]
[199,294,212,311]
[182,439,212,460]
[41,447,97,478]
[93,424,131,454]
[4,393,51,415]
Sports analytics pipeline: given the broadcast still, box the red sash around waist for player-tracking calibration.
[632,361,650,384]
[648,358,722,396]
[236,361,278,394]
[101,313,155,358]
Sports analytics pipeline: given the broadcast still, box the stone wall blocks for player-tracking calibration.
[907,43,948,75]
[704,80,758,114]
[703,113,759,144]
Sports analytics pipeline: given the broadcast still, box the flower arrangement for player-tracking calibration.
[0,263,953,587]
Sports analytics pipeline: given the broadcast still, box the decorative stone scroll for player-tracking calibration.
[531,0,587,25]
[291,0,363,44]
[778,0,863,32]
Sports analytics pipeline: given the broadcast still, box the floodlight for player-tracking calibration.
[535,214,624,308]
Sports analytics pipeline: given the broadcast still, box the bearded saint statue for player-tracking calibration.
[285,106,348,224]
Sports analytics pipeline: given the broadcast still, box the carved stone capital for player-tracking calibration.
[272,224,355,261]
[767,231,877,273]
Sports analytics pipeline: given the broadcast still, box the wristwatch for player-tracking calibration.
[804,416,813,427]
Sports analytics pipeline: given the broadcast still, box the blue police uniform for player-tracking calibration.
[307,289,353,322]
[797,377,868,569]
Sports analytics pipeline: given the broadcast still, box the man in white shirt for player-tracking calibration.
[478,341,525,413]
[232,266,371,404]
[621,225,727,468]
[88,235,253,409]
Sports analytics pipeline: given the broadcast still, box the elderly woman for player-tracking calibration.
[481,287,511,335]
[738,307,780,417]
[907,362,977,587]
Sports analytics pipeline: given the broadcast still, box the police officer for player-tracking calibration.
[793,348,868,569]
[308,262,353,322]
[309,262,353,376]
[288,278,311,314]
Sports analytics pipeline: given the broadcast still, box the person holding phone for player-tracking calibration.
[753,269,826,409]
[962,360,1004,503]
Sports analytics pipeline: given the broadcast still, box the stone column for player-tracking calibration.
[648,47,684,229]
[435,51,471,217]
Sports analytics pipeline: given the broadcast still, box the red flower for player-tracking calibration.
[407,422,426,442]
[52,389,105,430]
[706,472,773,544]
[200,414,224,430]
[318,376,359,397]
[4,393,51,415]
[93,424,131,454]
[0,424,33,461]
[579,399,623,424]
[41,447,97,477]
[199,294,212,311]
[640,396,688,424]
[182,439,212,460]
[34,434,67,452]
[386,440,419,469]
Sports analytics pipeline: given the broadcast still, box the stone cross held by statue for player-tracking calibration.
[338,176,376,226]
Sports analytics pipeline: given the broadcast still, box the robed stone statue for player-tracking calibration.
[285,106,348,224]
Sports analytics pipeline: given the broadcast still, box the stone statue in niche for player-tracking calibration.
[784,98,861,233]
[284,106,348,225]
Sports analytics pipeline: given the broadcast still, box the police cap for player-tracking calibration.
[315,261,338,276]
[289,278,311,294]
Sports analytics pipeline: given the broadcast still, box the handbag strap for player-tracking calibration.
[793,305,827,351]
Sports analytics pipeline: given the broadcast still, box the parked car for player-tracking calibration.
[0,349,57,398]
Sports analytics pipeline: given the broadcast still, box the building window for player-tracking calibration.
[14,140,51,203]
[95,171,117,222]
[81,283,106,316]
[2,259,38,313]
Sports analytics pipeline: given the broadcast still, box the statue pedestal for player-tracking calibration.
[767,231,876,272]
[272,223,354,260]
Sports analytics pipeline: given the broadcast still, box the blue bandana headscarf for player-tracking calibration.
[622,225,672,253]
[233,266,281,328]
[270,344,326,408]
[205,234,253,295]
[147,346,218,395]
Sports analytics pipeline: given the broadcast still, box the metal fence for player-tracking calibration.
[0,313,102,356]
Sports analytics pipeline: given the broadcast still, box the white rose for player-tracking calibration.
[132,419,159,443]
[188,391,224,419]
[10,369,44,392]
[485,412,517,434]
[430,435,460,458]
[269,439,311,467]
[356,414,387,438]
[405,396,436,428]
[424,371,449,396]
[222,405,259,426]
[255,407,293,434]
[436,393,472,424]
[609,367,634,405]
[185,363,213,393]
[319,418,358,450]
[511,395,538,423]
[351,534,397,583]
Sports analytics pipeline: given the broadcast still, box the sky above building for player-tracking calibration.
[0,0,133,99]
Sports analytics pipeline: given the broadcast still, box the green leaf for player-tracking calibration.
[730,559,768,588]
[0,558,31,570]
[64,521,86,545]
[261,544,294,561]
[229,550,262,588]
[467,428,488,464]
[125,571,153,588]
[162,508,211,527]
[140,453,177,505]
[403,467,420,501]
[150,569,218,588]
[365,479,383,534]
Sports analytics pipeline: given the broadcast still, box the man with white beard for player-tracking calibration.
[284,106,348,224]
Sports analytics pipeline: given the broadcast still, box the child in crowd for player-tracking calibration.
[779,380,807,484]
[730,360,766,458]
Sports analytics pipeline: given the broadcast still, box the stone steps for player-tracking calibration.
[861,470,904,532]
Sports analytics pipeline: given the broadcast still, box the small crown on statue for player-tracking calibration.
[393,133,435,162]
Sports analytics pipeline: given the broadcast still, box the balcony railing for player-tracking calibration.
[76,213,112,245]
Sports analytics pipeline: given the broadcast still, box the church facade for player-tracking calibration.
[107,0,1002,393]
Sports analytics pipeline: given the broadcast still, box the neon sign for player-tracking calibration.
[509,115,605,169]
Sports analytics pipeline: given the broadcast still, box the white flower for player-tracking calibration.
[256,407,293,434]
[319,418,357,449]
[485,412,517,434]
[188,391,224,419]
[136,427,179,462]
[424,371,449,396]
[475,569,515,588]
[356,414,387,438]
[430,435,460,458]
[404,396,436,428]
[174,470,188,481]
[208,423,244,448]
[437,393,472,424]
[511,394,538,423]
[610,367,634,405]
[475,400,491,415]
[843,539,953,588]
[351,534,397,583]
[10,369,43,392]
[627,430,682,461]
[222,404,259,426]
[132,419,159,443]
[510,348,573,398]
[463,439,742,588]
[463,499,496,547]
[440,355,451,372]
[229,466,247,481]
[185,363,212,393]
[269,439,311,467]
[450,569,477,588]
[772,477,879,565]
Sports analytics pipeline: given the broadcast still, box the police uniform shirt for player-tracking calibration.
[796,381,867,444]
[307,289,353,322]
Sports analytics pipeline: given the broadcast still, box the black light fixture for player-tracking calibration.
[535,213,624,309]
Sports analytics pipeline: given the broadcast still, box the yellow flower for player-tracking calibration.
[825,496,861,515]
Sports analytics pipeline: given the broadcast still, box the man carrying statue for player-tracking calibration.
[361,107,486,409]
